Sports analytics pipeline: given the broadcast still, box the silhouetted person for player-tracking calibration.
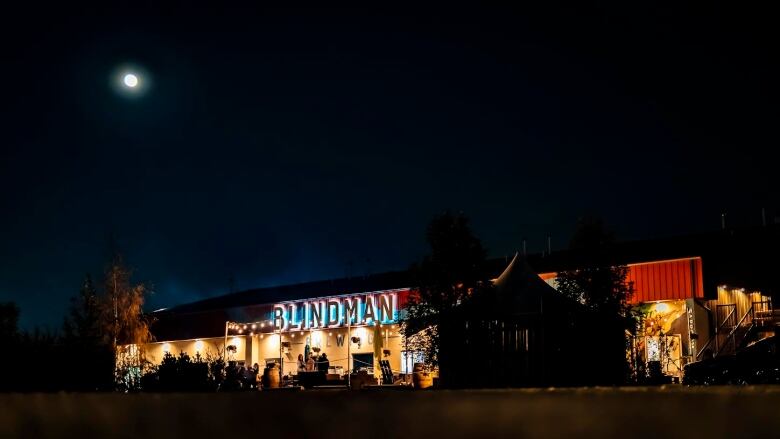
[318,353,329,373]
[297,354,305,373]
[225,361,240,391]
[306,355,315,372]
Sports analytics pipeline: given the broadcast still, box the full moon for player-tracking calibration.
[123,73,139,88]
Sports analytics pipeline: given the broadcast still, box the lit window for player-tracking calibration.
[400,351,425,374]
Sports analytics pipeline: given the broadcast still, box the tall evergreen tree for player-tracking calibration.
[63,274,104,345]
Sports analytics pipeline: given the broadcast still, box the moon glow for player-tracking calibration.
[123,73,139,88]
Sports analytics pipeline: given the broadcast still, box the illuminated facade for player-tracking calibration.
[148,284,414,381]
[146,227,778,384]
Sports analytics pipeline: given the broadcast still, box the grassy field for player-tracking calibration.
[2,386,780,438]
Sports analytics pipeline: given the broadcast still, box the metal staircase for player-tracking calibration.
[713,299,774,357]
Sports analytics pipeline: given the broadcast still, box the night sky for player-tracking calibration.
[1,4,775,329]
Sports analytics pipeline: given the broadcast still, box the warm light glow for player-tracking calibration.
[654,302,670,313]
[231,337,241,347]
[252,324,257,329]
[123,73,138,88]
[162,342,171,353]
[194,340,204,352]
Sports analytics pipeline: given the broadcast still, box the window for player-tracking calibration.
[400,351,425,374]
[352,353,374,374]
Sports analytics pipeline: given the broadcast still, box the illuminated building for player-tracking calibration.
[146,226,778,385]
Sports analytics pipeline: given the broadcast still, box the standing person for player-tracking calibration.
[250,363,260,389]
[306,355,315,372]
[318,353,330,373]
[297,354,306,373]
[237,362,247,389]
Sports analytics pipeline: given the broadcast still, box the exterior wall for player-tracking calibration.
[250,325,403,378]
[692,299,713,359]
[538,257,705,304]
[144,337,239,365]
[709,287,768,324]
[626,258,704,303]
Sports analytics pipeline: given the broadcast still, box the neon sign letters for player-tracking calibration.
[273,292,398,332]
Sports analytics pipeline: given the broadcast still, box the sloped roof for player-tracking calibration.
[493,253,575,314]
[158,270,413,315]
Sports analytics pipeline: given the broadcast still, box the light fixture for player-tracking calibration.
[260,322,265,328]
[162,342,171,353]
[654,302,670,313]
[238,329,243,334]
[194,340,204,352]
[252,324,257,329]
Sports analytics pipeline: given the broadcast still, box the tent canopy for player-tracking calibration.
[492,253,577,315]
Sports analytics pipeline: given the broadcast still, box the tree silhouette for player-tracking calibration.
[555,217,635,383]
[401,211,490,369]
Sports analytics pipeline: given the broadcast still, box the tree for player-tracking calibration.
[555,217,635,383]
[556,217,633,315]
[63,274,103,344]
[0,303,20,391]
[0,302,19,343]
[61,274,114,391]
[103,255,155,391]
[401,211,490,369]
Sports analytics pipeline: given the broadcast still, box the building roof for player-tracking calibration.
[494,253,576,314]
[150,225,779,340]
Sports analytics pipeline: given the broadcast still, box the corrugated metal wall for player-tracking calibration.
[626,258,704,303]
[538,257,705,304]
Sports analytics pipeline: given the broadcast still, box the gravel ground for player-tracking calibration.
[2,386,780,438]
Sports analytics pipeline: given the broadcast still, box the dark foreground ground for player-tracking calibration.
[2,386,780,438]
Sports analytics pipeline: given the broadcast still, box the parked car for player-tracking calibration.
[684,336,780,385]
